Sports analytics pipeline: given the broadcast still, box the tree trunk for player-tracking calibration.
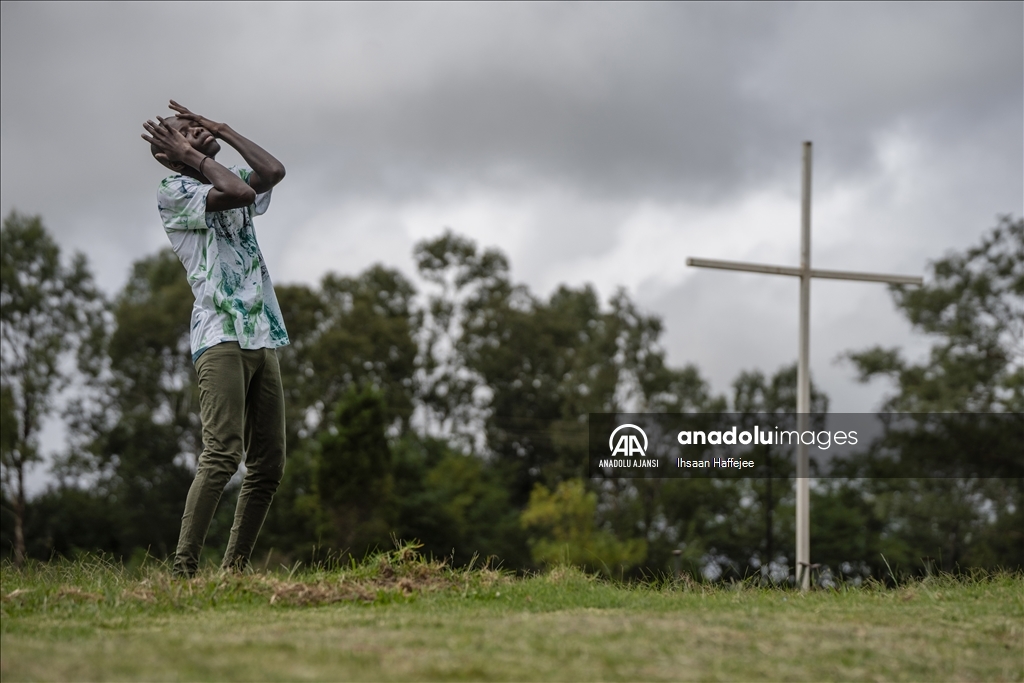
[13,460,26,566]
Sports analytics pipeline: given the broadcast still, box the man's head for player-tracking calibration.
[150,116,221,171]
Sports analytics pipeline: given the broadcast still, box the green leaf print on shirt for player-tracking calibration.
[243,298,265,341]
[238,224,262,261]
[267,306,288,343]
[214,294,238,337]
[220,262,243,297]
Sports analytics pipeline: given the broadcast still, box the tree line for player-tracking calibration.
[1,212,1021,581]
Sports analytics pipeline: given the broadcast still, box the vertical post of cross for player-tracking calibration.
[796,141,812,590]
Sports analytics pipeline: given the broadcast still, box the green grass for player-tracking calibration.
[2,547,1021,682]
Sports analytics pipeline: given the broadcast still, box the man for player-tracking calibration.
[142,101,289,577]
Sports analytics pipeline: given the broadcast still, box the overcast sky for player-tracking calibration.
[2,3,1022,471]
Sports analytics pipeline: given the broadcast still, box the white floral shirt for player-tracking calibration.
[157,166,289,357]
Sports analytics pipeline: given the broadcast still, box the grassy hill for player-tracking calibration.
[2,547,1021,681]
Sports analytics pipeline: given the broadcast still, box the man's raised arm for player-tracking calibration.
[170,100,286,194]
[142,116,257,212]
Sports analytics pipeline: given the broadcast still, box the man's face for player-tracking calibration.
[166,116,221,158]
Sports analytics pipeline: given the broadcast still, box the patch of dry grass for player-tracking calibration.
[1,541,507,611]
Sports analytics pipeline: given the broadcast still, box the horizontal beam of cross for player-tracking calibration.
[685,257,924,286]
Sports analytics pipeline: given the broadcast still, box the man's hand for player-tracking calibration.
[143,109,255,210]
[152,99,286,195]
[168,100,226,138]
[142,117,200,167]
[168,101,286,193]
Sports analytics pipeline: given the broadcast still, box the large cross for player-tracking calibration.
[686,142,923,589]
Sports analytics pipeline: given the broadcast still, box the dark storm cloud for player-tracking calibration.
[3,2,1020,211]
[241,2,1023,201]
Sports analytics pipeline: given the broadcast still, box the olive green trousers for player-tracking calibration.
[173,342,285,577]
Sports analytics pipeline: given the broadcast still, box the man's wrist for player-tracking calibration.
[215,124,236,141]
[183,148,208,170]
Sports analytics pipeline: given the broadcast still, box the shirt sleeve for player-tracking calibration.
[156,176,212,232]
[235,167,273,217]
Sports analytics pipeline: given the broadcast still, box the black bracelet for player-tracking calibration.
[199,156,209,177]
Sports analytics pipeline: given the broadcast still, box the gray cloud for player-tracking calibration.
[4,3,1019,205]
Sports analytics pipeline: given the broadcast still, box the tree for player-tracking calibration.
[848,215,1023,413]
[0,212,103,564]
[314,385,396,556]
[521,479,646,576]
[392,435,527,567]
[413,231,718,502]
[414,231,726,575]
[271,267,419,446]
[413,230,511,450]
[256,268,420,564]
[312,267,420,431]
[64,248,209,558]
[845,216,1024,573]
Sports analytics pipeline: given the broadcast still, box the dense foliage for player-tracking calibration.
[2,212,1020,581]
